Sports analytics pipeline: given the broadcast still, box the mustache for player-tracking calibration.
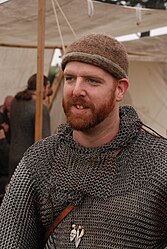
[66,97,90,108]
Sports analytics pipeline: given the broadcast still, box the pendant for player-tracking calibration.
[70,224,85,248]
[70,224,77,242]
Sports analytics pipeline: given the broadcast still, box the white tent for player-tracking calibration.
[124,36,167,137]
[0,0,167,136]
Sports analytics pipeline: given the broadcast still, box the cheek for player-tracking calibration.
[63,83,73,97]
[99,88,115,102]
[63,88,69,101]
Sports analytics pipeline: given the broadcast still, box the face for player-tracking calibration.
[4,96,13,113]
[43,81,51,99]
[62,61,120,131]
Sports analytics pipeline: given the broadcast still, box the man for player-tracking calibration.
[0,33,167,249]
[0,95,13,143]
[0,96,13,198]
[0,128,9,198]
[8,74,51,180]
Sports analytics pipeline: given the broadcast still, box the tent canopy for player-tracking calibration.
[0,0,167,47]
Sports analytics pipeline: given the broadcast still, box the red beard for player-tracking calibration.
[62,93,116,131]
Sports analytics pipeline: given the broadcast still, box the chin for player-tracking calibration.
[69,122,88,131]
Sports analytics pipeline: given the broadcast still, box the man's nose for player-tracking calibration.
[72,78,86,97]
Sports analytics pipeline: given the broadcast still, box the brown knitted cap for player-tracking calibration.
[61,33,128,79]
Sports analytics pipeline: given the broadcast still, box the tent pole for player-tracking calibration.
[35,0,46,142]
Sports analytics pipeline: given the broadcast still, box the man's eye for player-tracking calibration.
[65,76,73,81]
[87,78,99,85]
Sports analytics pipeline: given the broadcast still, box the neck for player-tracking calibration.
[73,109,120,148]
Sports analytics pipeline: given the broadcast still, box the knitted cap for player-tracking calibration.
[61,33,128,79]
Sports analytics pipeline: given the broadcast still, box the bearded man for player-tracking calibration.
[0,33,167,249]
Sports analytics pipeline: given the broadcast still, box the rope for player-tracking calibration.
[51,0,66,53]
[54,0,77,39]
[50,0,94,53]
[52,0,78,52]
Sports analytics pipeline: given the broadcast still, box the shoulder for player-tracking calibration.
[11,98,35,114]
[24,134,58,166]
[23,124,70,171]
[137,127,167,148]
[12,98,35,106]
[19,134,58,189]
[136,131,167,174]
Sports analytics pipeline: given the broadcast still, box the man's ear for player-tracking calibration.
[116,78,129,102]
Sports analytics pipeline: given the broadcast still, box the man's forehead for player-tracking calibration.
[64,61,106,74]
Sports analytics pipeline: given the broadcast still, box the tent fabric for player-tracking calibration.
[0,0,167,136]
[0,47,54,103]
[123,61,167,137]
[0,0,167,47]
[124,35,167,63]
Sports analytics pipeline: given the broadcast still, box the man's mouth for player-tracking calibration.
[75,104,84,109]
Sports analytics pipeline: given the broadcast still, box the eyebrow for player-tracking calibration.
[64,71,104,81]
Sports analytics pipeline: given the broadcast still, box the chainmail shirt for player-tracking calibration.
[0,106,167,249]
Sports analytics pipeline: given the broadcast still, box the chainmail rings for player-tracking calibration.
[0,106,167,249]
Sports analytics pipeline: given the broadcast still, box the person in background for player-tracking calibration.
[8,73,51,180]
[43,83,53,106]
[0,33,167,249]
[0,95,13,144]
[0,128,9,199]
[0,95,13,199]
